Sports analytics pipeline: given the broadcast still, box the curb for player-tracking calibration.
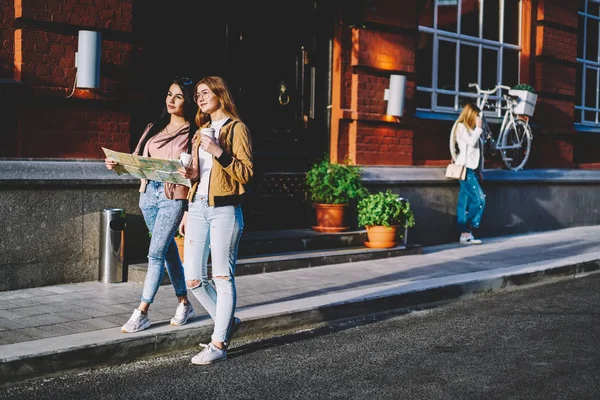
[1,254,599,386]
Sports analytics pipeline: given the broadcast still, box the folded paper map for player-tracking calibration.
[102,147,191,187]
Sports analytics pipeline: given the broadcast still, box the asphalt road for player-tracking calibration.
[3,273,600,400]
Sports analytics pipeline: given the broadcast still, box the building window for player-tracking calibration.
[576,0,600,127]
[417,0,522,115]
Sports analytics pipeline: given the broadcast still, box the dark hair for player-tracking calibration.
[139,77,198,153]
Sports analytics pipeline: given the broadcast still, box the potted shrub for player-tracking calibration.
[305,157,368,232]
[508,83,537,116]
[357,189,415,248]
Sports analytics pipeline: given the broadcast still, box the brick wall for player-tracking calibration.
[354,29,415,73]
[331,1,417,166]
[537,0,579,28]
[14,0,133,31]
[8,0,134,158]
[533,0,579,167]
[536,25,577,63]
[17,105,129,158]
[0,0,15,79]
[326,0,600,169]
[4,0,598,168]
[412,118,454,166]
[356,123,413,165]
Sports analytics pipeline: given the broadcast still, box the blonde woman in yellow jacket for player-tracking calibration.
[178,76,253,365]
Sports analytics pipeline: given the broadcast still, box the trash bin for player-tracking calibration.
[99,208,126,283]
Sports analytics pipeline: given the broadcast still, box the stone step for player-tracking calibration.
[238,228,371,256]
[127,244,422,285]
[127,229,420,285]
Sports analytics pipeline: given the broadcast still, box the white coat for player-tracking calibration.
[455,123,483,170]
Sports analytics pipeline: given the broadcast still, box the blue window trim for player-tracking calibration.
[575,123,600,133]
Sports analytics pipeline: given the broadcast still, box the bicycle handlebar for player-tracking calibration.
[468,83,512,95]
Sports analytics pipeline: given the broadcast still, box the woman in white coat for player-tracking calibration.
[453,103,486,244]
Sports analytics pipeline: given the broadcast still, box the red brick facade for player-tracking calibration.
[7,0,133,158]
[2,0,599,168]
[329,0,600,169]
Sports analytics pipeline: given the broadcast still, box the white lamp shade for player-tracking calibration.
[76,30,101,89]
[384,74,406,117]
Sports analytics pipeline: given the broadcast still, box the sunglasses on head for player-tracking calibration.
[176,77,193,86]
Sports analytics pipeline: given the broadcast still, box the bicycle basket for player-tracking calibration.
[508,89,537,116]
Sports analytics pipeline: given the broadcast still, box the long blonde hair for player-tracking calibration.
[456,103,480,131]
[195,76,242,127]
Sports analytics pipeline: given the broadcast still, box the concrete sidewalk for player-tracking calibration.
[1,225,600,385]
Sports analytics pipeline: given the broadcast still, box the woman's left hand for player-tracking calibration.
[178,166,198,180]
[200,135,224,158]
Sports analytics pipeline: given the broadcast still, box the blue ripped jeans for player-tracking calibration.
[457,168,486,233]
[184,197,244,343]
[139,181,187,304]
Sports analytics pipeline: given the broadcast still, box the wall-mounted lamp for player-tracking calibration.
[75,30,101,89]
[383,74,406,117]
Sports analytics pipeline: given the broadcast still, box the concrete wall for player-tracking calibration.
[362,167,600,246]
[2,161,600,291]
[0,160,147,291]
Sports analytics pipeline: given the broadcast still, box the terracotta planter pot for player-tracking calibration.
[312,203,349,232]
[174,236,185,262]
[365,225,400,248]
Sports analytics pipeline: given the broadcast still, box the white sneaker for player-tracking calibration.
[460,233,482,245]
[121,309,151,333]
[191,343,227,365]
[170,302,195,326]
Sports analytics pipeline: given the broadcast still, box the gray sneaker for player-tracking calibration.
[460,233,482,245]
[170,302,195,326]
[191,343,227,365]
[121,309,151,333]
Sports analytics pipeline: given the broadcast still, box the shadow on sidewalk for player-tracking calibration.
[238,239,599,309]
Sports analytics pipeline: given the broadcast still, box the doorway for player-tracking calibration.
[133,0,335,230]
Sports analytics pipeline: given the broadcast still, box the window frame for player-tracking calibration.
[417,0,522,118]
[576,0,600,128]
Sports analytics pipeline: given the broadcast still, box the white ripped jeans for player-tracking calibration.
[183,197,244,343]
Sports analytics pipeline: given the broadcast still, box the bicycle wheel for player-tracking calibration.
[449,120,459,162]
[499,118,532,171]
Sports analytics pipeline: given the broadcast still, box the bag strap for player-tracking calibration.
[228,120,238,150]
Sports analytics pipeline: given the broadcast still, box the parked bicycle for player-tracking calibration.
[450,83,533,171]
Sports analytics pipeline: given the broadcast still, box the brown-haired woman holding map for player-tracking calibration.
[104,77,198,333]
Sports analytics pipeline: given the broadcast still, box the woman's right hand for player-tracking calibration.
[475,116,483,129]
[105,158,117,170]
[179,212,188,236]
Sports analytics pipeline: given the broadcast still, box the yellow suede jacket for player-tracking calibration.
[187,119,253,207]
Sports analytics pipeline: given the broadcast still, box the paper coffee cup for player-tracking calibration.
[179,153,192,167]
[200,127,215,139]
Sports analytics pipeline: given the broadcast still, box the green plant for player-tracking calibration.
[357,189,415,228]
[305,157,368,204]
[511,83,536,93]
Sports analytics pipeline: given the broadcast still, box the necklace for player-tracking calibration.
[165,122,186,134]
